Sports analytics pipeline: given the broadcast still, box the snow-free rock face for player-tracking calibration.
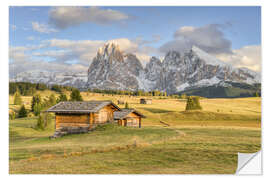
[86,42,143,91]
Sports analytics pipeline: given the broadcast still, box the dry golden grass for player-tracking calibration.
[9,90,261,174]
[9,90,261,116]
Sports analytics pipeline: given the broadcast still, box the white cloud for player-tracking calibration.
[9,59,88,78]
[49,7,129,29]
[32,50,74,62]
[9,44,89,77]
[32,22,58,33]
[9,46,31,63]
[44,38,150,65]
[106,38,158,65]
[158,24,261,72]
[135,35,161,46]
[9,37,159,76]
[135,53,151,66]
[216,45,261,72]
[107,38,138,53]
[45,39,105,65]
[160,24,232,54]
[177,26,194,33]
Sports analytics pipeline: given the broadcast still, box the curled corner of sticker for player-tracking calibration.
[235,150,262,175]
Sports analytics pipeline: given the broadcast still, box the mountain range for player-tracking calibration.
[10,42,261,97]
[10,70,88,88]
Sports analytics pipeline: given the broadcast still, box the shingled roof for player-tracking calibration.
[46,101,121,113]
[114,109,146,120]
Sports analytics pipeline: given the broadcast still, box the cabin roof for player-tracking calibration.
[114,109,146,120]
[46,101,121,113]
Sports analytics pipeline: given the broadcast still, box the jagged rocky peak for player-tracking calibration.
[190,45,228,67]
[150,56,162,64]
[163,50,181,66]
[164,50,181,60]
[87,42,144,91]
[12,43,260,95]
[96,41,124,62]
[145,56,162,73]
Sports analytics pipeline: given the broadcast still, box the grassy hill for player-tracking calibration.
[9,91,261,174]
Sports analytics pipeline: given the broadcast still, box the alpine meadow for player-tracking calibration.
[9,6,261,174]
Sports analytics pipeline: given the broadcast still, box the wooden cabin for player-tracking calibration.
[46,101,121,136]
[114,109,145,128]
[140,98,152,104]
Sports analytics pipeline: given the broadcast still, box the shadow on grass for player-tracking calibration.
[143,108,173,113]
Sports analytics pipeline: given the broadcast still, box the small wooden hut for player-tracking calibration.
[46,101,121,137]
[114,109,145,128]
[140,98,152,104]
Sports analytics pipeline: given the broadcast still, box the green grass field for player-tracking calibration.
[9,92,261,174]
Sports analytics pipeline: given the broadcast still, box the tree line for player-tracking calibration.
[89,88,170,97]
[13,88,83,118]
[9,82,74,95]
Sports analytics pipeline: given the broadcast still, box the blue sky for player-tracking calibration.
[9,6,261,76]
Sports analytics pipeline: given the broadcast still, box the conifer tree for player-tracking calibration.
[125,102,129,109]
[185,96,202,110]
[31,94,42,112]
[185,97,194,110]
[70,89,83,101]
[33,103,42,116]
[18,105,27,118]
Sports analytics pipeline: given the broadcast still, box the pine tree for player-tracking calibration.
[13,90,22,105]
[18,105,27,118]
[33,103,42,116]
[185,96,202,110]
[70,89,83,101]
[125,102,129,109]
[185,97,194,110]
[31,94,42,112]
